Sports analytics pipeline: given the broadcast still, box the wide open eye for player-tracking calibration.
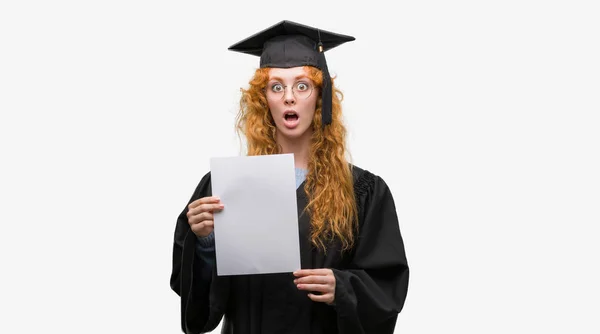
[271,83,284,93]
[295,82,309,92]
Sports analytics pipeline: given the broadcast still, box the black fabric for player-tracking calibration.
[259,34,319,69]
[170,165,409,334]
[228,20,355,59]
[228,20,355,128]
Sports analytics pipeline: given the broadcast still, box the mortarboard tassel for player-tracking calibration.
[317,40,332,128]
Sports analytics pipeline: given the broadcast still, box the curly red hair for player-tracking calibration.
[235,66,358,252]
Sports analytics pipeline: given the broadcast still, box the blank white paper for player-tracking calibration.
[210,153,301,276]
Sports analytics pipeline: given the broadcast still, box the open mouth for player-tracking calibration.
[283,111,300,129]
[284,111,298,121]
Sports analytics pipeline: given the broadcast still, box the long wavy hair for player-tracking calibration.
[235,66,358,252]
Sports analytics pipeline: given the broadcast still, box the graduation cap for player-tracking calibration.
[228,20,355,127]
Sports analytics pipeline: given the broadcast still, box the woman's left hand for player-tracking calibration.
[293,269,336,304]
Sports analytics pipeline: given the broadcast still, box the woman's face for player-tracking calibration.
[266,67,318,142]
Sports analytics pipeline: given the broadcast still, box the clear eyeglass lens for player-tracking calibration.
[267,82,313,100]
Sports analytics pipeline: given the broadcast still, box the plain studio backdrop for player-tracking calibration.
[1,0,598,333]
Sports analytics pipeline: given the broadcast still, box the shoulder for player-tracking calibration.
[349,165,400,234]
[350,164,388,193]
[349,164,394,206]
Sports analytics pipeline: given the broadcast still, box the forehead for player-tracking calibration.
[268,66,309,80]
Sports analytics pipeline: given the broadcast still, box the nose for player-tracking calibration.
[283,87,296,105]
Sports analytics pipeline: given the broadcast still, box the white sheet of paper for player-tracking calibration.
[210,153,301,276]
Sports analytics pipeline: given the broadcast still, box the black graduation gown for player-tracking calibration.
[170,165,409,334]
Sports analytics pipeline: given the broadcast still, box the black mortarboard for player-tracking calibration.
[228,20,355,127]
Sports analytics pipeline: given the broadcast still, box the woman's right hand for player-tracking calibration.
[186,196,224,237]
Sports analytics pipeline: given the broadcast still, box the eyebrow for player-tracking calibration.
[268,75,310,82]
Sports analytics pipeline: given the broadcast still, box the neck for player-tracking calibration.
[276,131,312,169]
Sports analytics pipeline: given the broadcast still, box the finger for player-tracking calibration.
[188,196,221,209]
[294,275,332,285]
[188,203,224,216]
[307,293,334,304]
[188,203,224,217]
[188,211,213,225]
[293,269,332,277]
[296,284,331,293]
[201,202,225,213]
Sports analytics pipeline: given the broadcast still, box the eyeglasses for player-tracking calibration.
[265,81,314,100]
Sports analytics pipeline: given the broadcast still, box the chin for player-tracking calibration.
[276,124,312,139]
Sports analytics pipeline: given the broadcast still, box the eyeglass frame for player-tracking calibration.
[263,80,316,101]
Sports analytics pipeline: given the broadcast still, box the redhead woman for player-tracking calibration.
[170,20,409,334]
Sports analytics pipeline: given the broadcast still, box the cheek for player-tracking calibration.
[267,101,278,120]
[304,97,318,119]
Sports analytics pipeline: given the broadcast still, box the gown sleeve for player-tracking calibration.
[170,172,230,334]
[332,171,410,334]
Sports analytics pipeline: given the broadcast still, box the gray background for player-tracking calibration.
[1,0,598,333]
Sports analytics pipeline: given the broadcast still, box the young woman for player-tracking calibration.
[170,20,409,334]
